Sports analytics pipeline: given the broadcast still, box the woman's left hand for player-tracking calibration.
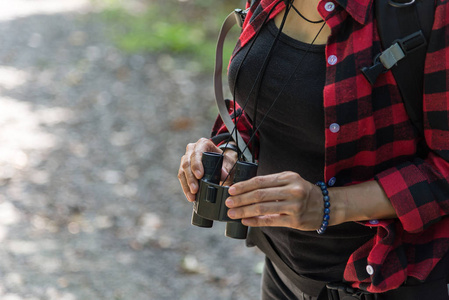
[226,171,327,231]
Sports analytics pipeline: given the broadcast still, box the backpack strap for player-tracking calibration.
[214,8,253,162]
[213,0,264,162]
[362,0,435,137]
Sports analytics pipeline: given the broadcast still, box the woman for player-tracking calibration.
[178,0,449,299]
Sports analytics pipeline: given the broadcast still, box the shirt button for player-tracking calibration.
[328,177,337,187]
[329,123,340,133]
[366,265,374,275]
[369,219,379,225]
[325,2,336,12]
[327,55,338,65]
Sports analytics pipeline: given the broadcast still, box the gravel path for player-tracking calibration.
[0,1,264,299]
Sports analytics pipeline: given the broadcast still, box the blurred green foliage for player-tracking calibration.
[100,0,244,70]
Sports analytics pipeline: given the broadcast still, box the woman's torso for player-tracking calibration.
[228,19,375,281]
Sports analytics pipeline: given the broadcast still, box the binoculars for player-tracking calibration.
[191,152,258,239]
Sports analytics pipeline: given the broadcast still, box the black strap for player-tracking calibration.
[210,132,232,145]
[376,277,449,300]
[372,0,435,137]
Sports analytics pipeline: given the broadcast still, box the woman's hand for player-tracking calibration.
[178,138,238,202]
[225,171,328,231]
[226,172,398,230]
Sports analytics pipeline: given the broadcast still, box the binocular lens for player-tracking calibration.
[234,161,258,183]
[201,152,223,184]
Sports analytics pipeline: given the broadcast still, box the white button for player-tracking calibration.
[328,55,338,65]
[369,219,379,225]
[329,123,340,133]
[328,177,337,186]
[366,265,374,275]
[325,2,336,12]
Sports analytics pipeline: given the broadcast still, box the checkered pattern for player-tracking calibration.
[211,0,449,293]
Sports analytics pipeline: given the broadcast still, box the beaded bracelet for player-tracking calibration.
[316,181,331,234]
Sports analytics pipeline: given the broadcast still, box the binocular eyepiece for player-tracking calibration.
[191,151,258,239]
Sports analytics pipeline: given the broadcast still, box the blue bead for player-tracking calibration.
[315,181,331,235]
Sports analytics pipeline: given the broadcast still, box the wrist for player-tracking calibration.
[328,181,396,224]
[327,187,348,226]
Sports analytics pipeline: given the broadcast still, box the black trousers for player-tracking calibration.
[262,257,316,300]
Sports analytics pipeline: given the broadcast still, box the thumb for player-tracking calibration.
[221,167,234,186]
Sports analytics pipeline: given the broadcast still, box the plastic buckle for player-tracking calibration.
[397,30,427,54]
[379,42,405,69]
[361,30,427,86]
[234,8,249,28]
[361,54,386,85]
[326,283,375,300]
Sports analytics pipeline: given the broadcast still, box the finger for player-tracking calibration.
[239,205,322,231]
[221,168,234,187]
[228,200,292,219]
[221,151,238,183]
[178,167,196,202]
[241,214,292,228]
[180,152,200,195]
[190,138,219,179]
[229,172,290,196]
[226,185,294,208]
[179,156,199,199]
[243,214,321,231]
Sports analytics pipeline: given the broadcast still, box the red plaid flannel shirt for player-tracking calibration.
[211,0,449,293]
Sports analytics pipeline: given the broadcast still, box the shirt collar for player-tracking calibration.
[331,0,373,25]
[257,0,373,24]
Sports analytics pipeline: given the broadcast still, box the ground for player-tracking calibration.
[0,1,264,299]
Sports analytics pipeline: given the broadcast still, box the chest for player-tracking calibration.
[273,0,331,45]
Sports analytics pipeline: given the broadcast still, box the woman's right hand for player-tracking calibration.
[178,138,238,202]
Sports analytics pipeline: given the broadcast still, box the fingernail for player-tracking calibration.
[187,193,195,202]
[190,183,197,193]
[229,187,236,194]
[194,170,202,178]
[225,198,234,207]
[228,210,236,218]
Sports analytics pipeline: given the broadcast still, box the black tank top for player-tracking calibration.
[228,20,375,281]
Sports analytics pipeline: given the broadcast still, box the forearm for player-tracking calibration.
[329,180,397,226]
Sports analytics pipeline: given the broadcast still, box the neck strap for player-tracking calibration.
[214,9,253,162]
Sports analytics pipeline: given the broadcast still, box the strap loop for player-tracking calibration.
[388,0,415,8]
[234,8,249,28]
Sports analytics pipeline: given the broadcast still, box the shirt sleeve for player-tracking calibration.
[374,2,449,234]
